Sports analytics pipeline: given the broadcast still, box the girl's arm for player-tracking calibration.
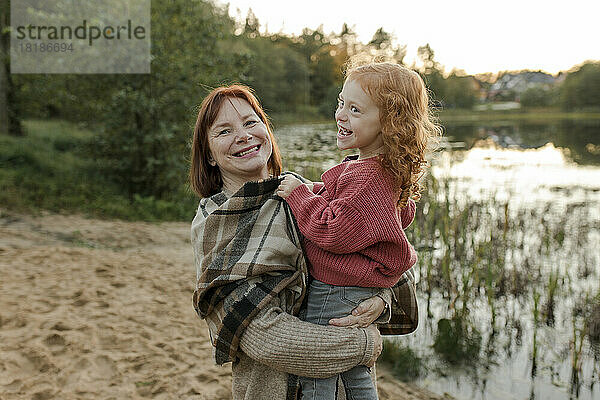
[400,199,416,229]
[278,171,403,255]
[278,174,403,255]
[282,183,381,254]
[238,301,379,379]
[311,182,324,194]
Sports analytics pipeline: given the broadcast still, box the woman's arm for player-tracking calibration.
[238,302,381,379]
[329,271,419,336]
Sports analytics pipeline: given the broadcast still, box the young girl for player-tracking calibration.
[277,62,441,400]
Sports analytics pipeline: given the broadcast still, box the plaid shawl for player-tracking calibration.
[379,268,419,335]
[192,176,308,365]
[191,173,418,399]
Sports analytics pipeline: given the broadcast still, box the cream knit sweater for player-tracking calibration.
[230,296,379,399]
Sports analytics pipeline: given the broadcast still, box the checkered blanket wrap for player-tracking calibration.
[192,176,308,365]
[379,268,419,335]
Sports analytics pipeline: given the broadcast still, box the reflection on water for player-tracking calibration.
[275,119,600,400]
[431,141,600,215]
[416,138,600,399]
[444,119,600,165]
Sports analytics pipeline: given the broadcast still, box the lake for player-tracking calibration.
[273,118,600,400]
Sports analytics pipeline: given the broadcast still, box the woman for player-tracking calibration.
[190,85,418,399]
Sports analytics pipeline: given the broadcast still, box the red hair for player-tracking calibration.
[345,62,442,207]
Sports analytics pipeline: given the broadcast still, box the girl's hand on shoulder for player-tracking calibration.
[328,295,385,328]
[277,175,304,199]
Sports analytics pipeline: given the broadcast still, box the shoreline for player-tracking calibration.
[0,209,451,400]
[269,108,600,126]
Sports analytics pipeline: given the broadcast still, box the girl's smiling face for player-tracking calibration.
[208,97,272,188]
[335,79,383,159]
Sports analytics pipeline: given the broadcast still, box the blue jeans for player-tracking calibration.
[300,279,380,400]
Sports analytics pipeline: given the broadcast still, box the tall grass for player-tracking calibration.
[383,171,600,394]
[0,120,197,221]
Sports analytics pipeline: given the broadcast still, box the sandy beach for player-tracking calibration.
[0,209,449,400]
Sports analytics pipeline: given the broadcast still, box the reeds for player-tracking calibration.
[532,289,540,378]
[404,171,599,390]
[278,129,599,392]
[378,340,424,381]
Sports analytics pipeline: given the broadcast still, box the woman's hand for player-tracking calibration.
[277,175,304,198]
[364,325,383,367]
[328,295,385,328]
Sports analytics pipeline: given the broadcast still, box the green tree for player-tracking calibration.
[90,0,244,199]
[417,43,445,105]
[241,35,310,113]
[520,86,555,108]
[91,80,185,198]
[0,0,8,134]
[243,8,260,38]
[334,23,359,64]
[417,43,441,75]
[0,0,23,136]
[443,73,476,109]
[234,12,313,114]
[310,44,339,115]
[369,27,392,49]
[287,26,339,116]
[560,62,600,110]
[16,74,125,122]
[367,27,406,64]
[329,24,358,86]
[11,1,148,123]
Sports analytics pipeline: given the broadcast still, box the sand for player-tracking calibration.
[0,209,450,400]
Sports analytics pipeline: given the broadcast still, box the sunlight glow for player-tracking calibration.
[432,142,600,213]
[218,0,600,74]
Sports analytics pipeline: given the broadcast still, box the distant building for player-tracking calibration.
[487,71,557,101]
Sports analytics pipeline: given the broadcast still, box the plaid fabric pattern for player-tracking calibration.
[192,176,308,365]
[378,268,419,335]
[191,173,418,399]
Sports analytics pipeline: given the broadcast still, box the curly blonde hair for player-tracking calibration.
[345,62,442,208]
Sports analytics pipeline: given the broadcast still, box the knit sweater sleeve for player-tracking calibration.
[285,174,393,255]
[400,199,416,229]
[239,303,375,379]
[312,182,325,194]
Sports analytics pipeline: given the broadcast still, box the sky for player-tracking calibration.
[215,0,599,76]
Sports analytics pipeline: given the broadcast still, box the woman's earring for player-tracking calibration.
[208,156,216,166]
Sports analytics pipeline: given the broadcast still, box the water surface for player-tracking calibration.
[274,119,600,400]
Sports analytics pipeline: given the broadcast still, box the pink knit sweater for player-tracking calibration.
[285,157,417,287]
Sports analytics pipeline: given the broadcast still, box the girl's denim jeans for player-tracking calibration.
[299,279,380,400]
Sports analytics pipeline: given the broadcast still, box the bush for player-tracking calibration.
[560,62,600,110]
[433,315,482,365]
[520,86,555,108]
[88,85,188,199]
[379,340,424,381]
[0,119,196,221]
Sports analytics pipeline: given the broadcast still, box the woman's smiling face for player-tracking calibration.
[208,97,272,187]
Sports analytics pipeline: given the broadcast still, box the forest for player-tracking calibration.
[1,0,599,219]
